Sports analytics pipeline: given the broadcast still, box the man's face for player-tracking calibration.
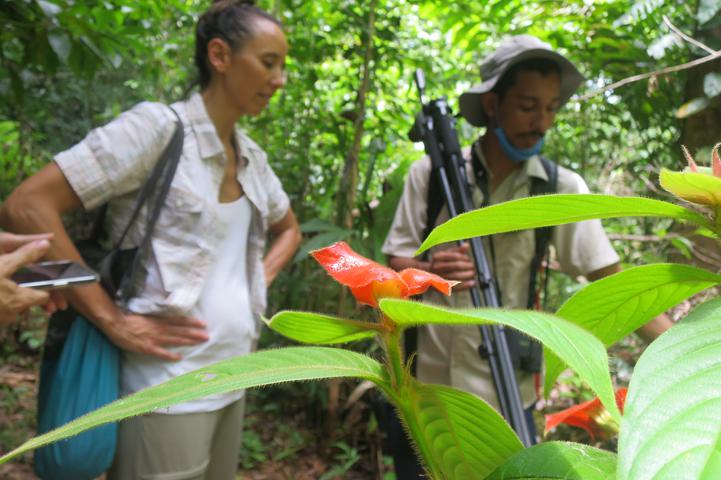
[494,70,562,149]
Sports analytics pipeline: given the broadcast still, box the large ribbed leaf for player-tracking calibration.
[618,297,721,480]
[486,441,617,480]
[545,264,721,396]
[0,347,387,464]
[400,382,523,479]
[416,194,710,255]
[379,299,620,421]
[266,310,380,344]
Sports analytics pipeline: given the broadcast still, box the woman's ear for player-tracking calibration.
[480,92,497,121]
[207,38,232,76]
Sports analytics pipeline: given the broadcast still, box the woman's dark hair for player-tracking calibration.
[194,0,282,89]
[491,58,561,101]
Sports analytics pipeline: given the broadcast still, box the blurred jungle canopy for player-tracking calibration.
[2,0,721,315]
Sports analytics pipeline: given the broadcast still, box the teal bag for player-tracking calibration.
[35,314,119,480]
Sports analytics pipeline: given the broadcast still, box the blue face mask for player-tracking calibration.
[494,126,544,163]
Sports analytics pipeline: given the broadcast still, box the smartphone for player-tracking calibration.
[11,260,99,289]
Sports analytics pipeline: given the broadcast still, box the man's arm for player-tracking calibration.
[587,262,673,343]
[0,162,208,360]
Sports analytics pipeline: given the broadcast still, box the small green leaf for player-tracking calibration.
[400,382,523,479]
[618,297,721,480]
[267,310,380,344]
[0,347,387,465]
[660,168,721,206]
[486,441,617,479]
[379,299,620,421]
[416,194,709,255]
[545,264,721,395]
[675,97,711,119]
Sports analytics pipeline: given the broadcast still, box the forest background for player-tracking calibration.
[1,0,721,478]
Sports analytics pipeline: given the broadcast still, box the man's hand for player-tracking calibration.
[102,312,209,361]
[0,234,67,324]
[428,243,477,290]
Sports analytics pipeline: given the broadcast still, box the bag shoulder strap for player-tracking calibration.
[108,106,184,300]
[527,156,558,308]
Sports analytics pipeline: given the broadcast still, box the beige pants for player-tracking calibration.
[107,397,245,480]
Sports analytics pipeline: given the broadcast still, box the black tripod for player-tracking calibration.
[408,69,533,447]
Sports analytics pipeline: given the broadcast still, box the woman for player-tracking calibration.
[0,1,301,478]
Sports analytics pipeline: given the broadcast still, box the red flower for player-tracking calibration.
[544,388,627,441]
[311,242,457,307]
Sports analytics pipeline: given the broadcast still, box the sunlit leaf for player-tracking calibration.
[47,30,72,63]
[0,347,387,465]
[266,310,380,344]
[618,297,721,480]
[660,168,721,206]
[675,97,710,119]
[400,382,523,479]
[697,0,721,24]
[379,299,620,421]
[417,194,709,256]
[545,264,721,395]
[486,441,617,480]
[704,72,721,99]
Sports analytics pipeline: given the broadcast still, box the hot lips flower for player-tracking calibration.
[544,387,627,441]
[311,241,458,307]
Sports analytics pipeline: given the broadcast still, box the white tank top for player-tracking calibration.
[122,195,255,414]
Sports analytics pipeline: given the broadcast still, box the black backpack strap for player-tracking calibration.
[117,107,184,301]
[527,156,558,309]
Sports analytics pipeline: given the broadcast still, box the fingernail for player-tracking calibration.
[33,239,50,249]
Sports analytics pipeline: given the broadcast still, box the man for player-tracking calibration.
[382,34,671,477]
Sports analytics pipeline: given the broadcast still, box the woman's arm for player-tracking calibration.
[0,163,208,360]
[263,208,301,287]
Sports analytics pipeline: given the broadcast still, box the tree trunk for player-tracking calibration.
[335,0,378,230]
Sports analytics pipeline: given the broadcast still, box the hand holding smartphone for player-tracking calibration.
[11,260,99,290]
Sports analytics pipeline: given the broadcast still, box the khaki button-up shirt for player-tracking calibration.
[382,143,619,409]
[56,92,290,320]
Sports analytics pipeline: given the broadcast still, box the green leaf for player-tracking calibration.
[416,194,709,256]
[0,347,387,465]
[545,264,721,396]
[400,382,523,479]
[266,310,380,344]
[379,299,620,421]
[486,441,617,479]
[660,168,721,206]
[618,297,721,480]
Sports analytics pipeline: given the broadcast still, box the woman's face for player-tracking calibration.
[222,18,288,116]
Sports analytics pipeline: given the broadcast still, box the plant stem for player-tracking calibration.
[381,315,406,391]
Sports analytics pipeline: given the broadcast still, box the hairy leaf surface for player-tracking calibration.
[618,297,721,480]
[417,194,710,255]
[545,264,721,395]
[379,299,620,421]
[0,347,387,464]
[401,382,523,479]
[486,441,617,479]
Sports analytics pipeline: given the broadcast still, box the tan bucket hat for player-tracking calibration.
[459,34,584,127]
